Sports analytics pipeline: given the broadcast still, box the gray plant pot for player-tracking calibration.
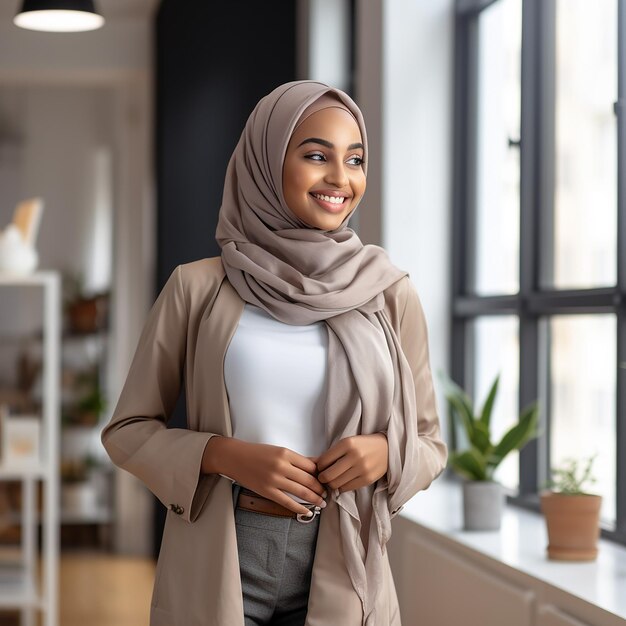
[462,480,504,530]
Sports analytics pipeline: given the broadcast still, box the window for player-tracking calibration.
[474,0,521,295]
[549,314,616,522]
[453,0,625,543]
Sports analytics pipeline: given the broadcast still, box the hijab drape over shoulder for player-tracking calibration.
[215,80,447,625]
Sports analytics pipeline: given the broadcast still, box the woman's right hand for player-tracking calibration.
[202,436,327,515]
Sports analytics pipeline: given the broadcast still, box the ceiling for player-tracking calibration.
[1,0,160,20]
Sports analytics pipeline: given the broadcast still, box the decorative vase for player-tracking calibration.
[67,293,109,333]
[462,480,504,530]
[68,298,99,333]
[540,491,602,561]
[0,224,38,275]
[62,481,97,515]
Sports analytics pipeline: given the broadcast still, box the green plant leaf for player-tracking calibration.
[438,370,544,480]
[470,420,492,455]
[438,370,474,418]
[437,370,476,442]
[547,453,599,494]
[447,394,475,441]
[448,448,487,481]
[479,373,500,431]
[491,402,539,465]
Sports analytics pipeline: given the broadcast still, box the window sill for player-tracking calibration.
[399,476,626,621]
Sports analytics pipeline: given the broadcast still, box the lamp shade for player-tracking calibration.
[14,0,105,32]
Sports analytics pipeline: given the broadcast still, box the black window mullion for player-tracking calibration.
[454,295,519,316]
[450,7,478,455]
[456,0,500,17]
[537,0,557,290]
[517,0,545,497]
[526,288,617,314]
[615,0,626,542]
[465,16,480,296]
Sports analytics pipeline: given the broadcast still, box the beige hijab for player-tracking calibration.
[215,80,420,624]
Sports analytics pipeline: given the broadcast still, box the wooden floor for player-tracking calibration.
[58,552,156,626]
[0,551,156,626]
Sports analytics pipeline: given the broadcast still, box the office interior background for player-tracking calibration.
[0,0,624,624]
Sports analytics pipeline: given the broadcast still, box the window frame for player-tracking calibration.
[452,0,626,545]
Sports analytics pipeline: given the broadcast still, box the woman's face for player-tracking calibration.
[282,106,366,231]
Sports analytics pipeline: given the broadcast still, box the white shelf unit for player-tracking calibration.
[0,271,60,626]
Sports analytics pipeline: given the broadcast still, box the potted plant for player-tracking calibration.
[64,367,107,427]
[439,371,541,530]
[61,269,110,334]
[75,381,107,426]
[540,453,601,561]
[61,455,99,515]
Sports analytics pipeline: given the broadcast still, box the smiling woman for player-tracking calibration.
[100,80,447,626]
[282,94,366,231]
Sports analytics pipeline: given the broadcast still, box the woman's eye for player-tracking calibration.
[305,153,365,166]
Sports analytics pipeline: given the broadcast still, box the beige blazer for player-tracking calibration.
[100,256,448,626]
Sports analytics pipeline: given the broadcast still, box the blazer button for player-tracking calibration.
[169,503,184,514]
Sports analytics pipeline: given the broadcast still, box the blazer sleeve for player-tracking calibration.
[391,277,448,517]
[99,264,220,523]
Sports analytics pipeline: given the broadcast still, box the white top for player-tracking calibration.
[221,302,328,504]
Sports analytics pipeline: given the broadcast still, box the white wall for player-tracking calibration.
[302,0,351,91]
[0,86,114,285]
[0,18,150,81]
[0,84,115,396]
[383,0,454,436]
[356,0,455,442]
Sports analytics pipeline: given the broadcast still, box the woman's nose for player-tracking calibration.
[324,160,349,187]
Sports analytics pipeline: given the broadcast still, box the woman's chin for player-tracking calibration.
[318,209,353,230]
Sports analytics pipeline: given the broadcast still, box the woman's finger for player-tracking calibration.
[286,448,319,475]
[281,473,326,504]
[326,465,362,491]
[336,474,368,493]
[318,454,353,484]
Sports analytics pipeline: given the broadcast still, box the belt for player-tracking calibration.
[236,487,322,524]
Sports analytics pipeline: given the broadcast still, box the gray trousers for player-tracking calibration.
[232,482,321,626]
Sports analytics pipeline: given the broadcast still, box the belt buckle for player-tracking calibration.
[296,505,321,524]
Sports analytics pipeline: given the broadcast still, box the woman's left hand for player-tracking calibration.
[311,433,388,494]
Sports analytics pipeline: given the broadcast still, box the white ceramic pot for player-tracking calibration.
[462,480,504,530]
[62,482,98,515]
[0,224,38,275]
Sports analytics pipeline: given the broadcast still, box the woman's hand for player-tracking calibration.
[203,436,327,516]
[313,433,389,494]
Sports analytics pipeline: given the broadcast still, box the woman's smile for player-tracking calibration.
[309,191,351,213]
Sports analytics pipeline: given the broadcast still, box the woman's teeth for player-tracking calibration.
[312,193,345,204]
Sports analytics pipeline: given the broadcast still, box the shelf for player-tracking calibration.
[0,329,109,345]
[0,463,47,480]
[0,271,60,625]
[6,505,112,526]
[0,563,41,609]
[0,271,58,287]
[60,506,112,525]
[0,462,114,480]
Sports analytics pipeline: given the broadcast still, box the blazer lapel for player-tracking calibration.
[193,276,245,437]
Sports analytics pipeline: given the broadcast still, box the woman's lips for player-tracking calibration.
[309,193,349,214]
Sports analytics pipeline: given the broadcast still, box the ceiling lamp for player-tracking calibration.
[14,0,105,33]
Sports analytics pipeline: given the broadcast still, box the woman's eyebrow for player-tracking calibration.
[297,137,364,151]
